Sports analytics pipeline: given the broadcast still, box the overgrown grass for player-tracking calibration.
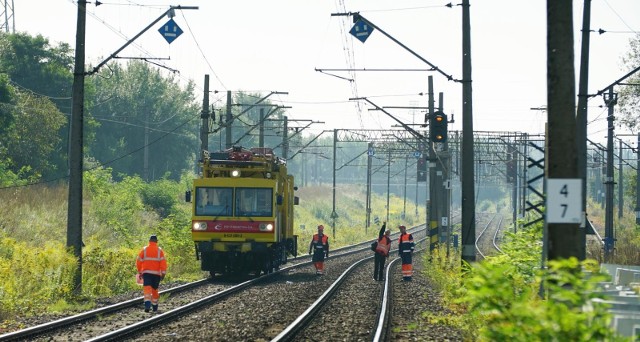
[0,168,201,321]
[293,184,426,252]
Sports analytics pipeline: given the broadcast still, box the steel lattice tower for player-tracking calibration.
[1,0,15,33]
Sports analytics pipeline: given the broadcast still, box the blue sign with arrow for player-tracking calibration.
[158,18,183,44]
[349,19,373,43]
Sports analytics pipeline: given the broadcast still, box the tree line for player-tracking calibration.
[0,32,298,186]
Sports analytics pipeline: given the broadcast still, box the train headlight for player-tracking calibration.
[259,223,274,231]
[265,172,272,179]
[193,222,208,231]
[231,170,241,177]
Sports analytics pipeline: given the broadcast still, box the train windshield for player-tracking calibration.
[235,188,273,217]
[195,187,233,216]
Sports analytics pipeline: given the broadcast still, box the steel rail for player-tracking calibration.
[0,279,209,342]
[475,213,497,259]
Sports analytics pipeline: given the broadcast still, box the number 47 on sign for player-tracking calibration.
[546,179,582,224]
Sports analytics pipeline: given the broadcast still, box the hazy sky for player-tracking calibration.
[11,0,640,143]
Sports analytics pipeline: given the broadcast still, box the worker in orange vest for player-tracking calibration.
[136,235,167,312]
[398,225,415,281]
[373,222,391,281]
[309,225,329,275]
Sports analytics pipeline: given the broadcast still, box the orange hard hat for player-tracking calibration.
[317,225,324,230]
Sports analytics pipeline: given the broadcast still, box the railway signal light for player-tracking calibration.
[417,157,427,182]
[430,111,448,143]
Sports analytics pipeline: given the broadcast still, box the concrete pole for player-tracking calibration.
[403,156,408,219]
[366,142,373,233]
[461,0,476,263]
[387,149,391,223]
[67,0,87,295]
[575,0,591,261]
[225,90,232,149]
[618,139,623,219]
[604,87,617,261]
[200,75,210,160]
[331,129,338,238]
[636,133,640,224]
[259,108,264,147]
[282,116,289,159]
[547,0,581,260]
[428,76,438,251]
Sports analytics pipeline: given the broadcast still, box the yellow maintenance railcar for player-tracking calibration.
[188,146,298,277]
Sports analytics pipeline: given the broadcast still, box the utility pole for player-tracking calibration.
[67,5,198,295]
[387,149,392,223]
[68,0,87,295]
[144,110,149,181]
[403,156,408,219]
[636,133,640,224]
[282,116,289,159]
[546,0,581,261]
[225,90,232,149]
[575,0,591,261]
[428,76,438,252]
[259,108,265,147]
[460,0,476,263]
[438,92,451,252]
[331,129,338,238]
[366,142,373,233]
[200,75,210,160]
[604,87,617,261]
[619,139,623,219]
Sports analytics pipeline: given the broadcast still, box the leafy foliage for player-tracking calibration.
[1,91,66,178]
[0,32,73,97]
[84,169,146,245]
[425,219,623,341]
[0,73,16,135]
[87,60,199,181]
[618,33,640,131]
[0,32,74,177]
[141,177,182,218]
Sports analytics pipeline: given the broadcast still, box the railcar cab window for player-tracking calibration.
[236,188,273,217]
[196,187,233,216]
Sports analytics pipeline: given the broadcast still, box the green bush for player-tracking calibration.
[85,170,145,245]
[141,178,181,218]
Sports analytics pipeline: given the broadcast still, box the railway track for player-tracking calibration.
[273,233,463,341]
[475,212,506,259]
[1,227,428,341]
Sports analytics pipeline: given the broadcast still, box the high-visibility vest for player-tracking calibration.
[398,233,414,254]
[136,242,167,276]
[311,234,329,251]
[375,236,391,256]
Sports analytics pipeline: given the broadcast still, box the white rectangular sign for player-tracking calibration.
[546,178,582,223]
[441,217,448,226]
[443,180,451,189]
